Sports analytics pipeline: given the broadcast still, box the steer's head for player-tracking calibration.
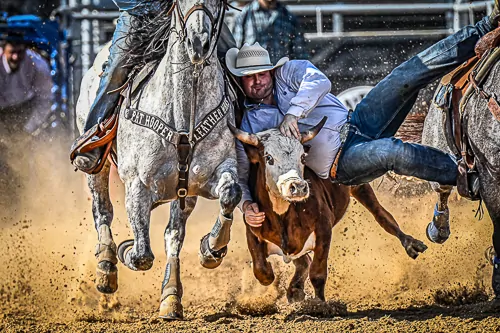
[229,117,327,204]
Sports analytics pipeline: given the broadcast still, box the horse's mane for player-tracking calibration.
[123,0,173,68]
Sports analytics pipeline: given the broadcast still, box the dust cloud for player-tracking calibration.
[0,133,496,331]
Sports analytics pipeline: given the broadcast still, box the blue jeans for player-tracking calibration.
[336,17,493,186]
[84,11,133,131]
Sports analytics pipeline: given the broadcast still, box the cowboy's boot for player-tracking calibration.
[490,0,500,26]
[72,12,132,173]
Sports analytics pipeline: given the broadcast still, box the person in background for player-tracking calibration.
[231,0,307,63]
[0,34,52,136]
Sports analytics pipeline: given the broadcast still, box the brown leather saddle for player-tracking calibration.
[433,26,500,200]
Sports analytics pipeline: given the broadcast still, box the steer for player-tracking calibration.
[229,119,428,302]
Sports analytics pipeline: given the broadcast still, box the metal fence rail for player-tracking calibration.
[283,1,494,37]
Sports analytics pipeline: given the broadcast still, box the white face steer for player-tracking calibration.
[257,129,310,202]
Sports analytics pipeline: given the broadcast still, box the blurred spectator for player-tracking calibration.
[232,0,307,63]
[0,34,52,136]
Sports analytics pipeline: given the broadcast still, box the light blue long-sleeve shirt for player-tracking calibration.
[236,60,349,210]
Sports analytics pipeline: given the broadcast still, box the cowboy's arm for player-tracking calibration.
[24,57,52,134]
[280,60,331,118]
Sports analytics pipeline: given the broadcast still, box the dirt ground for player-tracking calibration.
[1,136,500,333]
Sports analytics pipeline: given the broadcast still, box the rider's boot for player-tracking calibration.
[490,0,500,26]
[71,12,132,173]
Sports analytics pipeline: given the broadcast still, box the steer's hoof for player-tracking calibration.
[159,295,183,320]
[96,261,118,294]
[426,222,450,244]
[198,234,227,269]
[287,287,306,303]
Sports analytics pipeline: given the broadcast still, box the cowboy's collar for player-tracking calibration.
[243,89,279,111]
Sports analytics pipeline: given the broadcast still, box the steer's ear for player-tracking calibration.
[243,144,260,164]
[300,116,327,143]
[227,121,260,147]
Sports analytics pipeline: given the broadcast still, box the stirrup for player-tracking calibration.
[70,112,119,174]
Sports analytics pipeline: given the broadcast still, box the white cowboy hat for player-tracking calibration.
[225,42,289,77]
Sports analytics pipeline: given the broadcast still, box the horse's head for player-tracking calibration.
[229,117,327,203]
[173,0,224,64]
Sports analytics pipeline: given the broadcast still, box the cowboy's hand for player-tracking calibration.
[279,114,300,140]
[243,201,265,227]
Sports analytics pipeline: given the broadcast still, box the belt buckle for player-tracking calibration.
[339,122,350,145]
[177,188,188,198]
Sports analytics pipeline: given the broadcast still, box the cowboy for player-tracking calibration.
[0,33,52,136]
[71,0,237,173]
[227,8,499,227]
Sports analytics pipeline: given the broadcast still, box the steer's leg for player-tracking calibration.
[87,161,118,293]
[310,228,332,301]
[350,184,428,259]
[246,226,275,286]
[287,254,311,303]
[159,198,197,320]
[118,177,155,271]
[426,183,453,244]
[199,159,242,269]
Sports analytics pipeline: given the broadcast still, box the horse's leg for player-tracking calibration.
[287,254,311,303]
[159,198,197,320]
[426,182,453,244]
[246,226,275,286]
[475,170,500,308]
[310,229,332,301]
[350,184,428,259]
[199,159,242,269]
[118,178,155,271]
[87,161,118,293]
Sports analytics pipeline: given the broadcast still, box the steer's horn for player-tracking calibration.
[227,121,260,147]
[301,116,327,143]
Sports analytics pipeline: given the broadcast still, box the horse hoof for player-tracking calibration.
[117,239,134,265]
[426,222,450,244]
[198,234,227,269]
[159,295,184,320]
[287,287,306,303]
[96,260,118,294]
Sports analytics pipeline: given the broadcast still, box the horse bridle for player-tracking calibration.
[168,0,229,61]
[164,0,234,209]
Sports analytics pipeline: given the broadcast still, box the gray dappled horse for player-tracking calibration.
[75,0,241,319]
[422,58,500,297]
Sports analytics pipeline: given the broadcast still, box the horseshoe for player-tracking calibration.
[117,239,134,265]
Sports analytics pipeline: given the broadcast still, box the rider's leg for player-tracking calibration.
[73,11,134,171]
[349,16,493,142]
[84,12,134,131]
[336,137,457,185]
[336,17,494,185]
